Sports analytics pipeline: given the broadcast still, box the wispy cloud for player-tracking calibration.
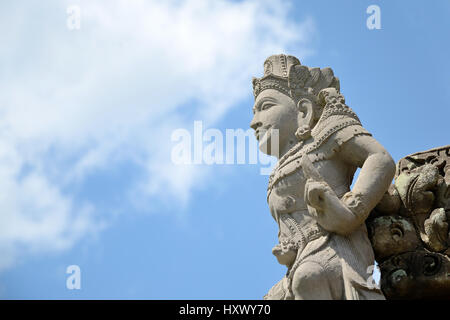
[0,0,315,270]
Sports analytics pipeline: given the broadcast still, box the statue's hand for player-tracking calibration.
[305,179,338,213]
[305,179,358,234]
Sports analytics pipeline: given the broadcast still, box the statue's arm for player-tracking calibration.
[306,134,395,235]
[339,134,396,219]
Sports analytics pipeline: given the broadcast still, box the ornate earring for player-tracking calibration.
[295,98,314,141]
[295,124,311,141]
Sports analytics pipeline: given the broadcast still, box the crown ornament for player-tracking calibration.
[252,54,340,101]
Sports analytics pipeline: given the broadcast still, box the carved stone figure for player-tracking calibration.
[367,145,450,299]
[250,54,396,300]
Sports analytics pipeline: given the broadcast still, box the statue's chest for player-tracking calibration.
[268,160,308,215]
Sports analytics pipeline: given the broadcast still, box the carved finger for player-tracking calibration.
[307,183,326,210]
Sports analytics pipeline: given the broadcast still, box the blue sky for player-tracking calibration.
[0,0,449,299]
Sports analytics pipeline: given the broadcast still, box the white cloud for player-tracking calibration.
[0,0,315,270]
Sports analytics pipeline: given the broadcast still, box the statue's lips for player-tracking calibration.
[255,126,271,141]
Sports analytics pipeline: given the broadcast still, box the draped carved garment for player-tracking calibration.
[264,122,385,300]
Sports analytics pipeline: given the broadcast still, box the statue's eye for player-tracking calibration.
[261,103,274,111]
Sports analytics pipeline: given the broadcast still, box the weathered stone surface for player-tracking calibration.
[367,145,450,299]
[250,54,395,299]
[379,251,450,299]
[369,215,419,260]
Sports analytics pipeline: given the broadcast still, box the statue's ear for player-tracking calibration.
[297,98,315,128]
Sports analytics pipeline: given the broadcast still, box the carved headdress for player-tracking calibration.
[252,54,340,103]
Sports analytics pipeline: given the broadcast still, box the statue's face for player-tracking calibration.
[250,89,298,156]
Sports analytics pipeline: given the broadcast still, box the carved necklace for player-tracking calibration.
[267,123,361,199]
[267,140,307,200]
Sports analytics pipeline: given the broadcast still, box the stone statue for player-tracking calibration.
[367,145,450,299]
[250,54,396,299]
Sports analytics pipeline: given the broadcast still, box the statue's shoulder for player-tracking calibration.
[306,88,372,162]
[308,123,372,162]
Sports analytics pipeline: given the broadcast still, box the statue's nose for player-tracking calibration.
[250,115,262,130]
